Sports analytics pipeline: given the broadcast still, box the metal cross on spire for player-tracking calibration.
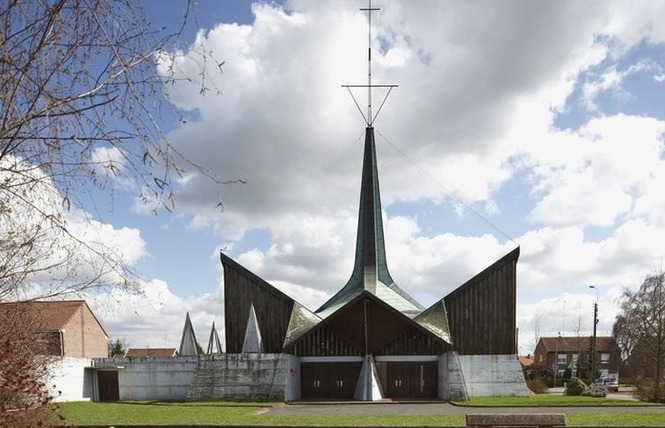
[343,0,398,127]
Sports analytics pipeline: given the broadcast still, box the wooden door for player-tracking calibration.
[301,362,362,399]
[97,370,119,402]
[385,362,437,398]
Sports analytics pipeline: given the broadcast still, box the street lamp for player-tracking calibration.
[589,285,599,381]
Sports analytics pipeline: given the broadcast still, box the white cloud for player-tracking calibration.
[88,278,223,350]
[527,115,665,228]
[88,1,665,351]
[0,155,149,298]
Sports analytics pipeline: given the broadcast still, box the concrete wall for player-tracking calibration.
[187,354,291,401]
[285,354,301,401]
[438,352,469,401]
[94,357,198,401]
[458,354,530,397]
[47,357,94,402]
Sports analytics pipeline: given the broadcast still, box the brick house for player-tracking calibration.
[533,336,621,379]
[0,300,108,358]
[0,300,109,401]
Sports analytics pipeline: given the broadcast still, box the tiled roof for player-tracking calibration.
[519,355,535,366]
[0,300,107,335]
[125,348,177,358]
[538,336,620,353]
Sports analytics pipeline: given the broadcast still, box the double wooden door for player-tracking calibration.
[383,361,438,398]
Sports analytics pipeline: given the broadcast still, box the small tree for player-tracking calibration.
[108,338,128,357]
[614,271,665,402]
[0,305,64,428]
[564,377,587,396]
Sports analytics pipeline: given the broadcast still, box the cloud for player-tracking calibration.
[527,115,665,228]
[95,1,665,352]
[0,155,150,298]
[88,278,224,350]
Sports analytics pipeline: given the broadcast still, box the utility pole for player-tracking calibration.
[589,285,599,381]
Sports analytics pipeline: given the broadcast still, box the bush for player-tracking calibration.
[634,378,665,402]
[527,377,549,394]
[564,377,588,396]
[587,383,607,397]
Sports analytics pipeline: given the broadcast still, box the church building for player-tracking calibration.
[92,3,528,403]
[221,125,524,400]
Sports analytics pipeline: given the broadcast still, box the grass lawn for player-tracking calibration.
[456,394,656,406]
[58,401,466,426]
[58,396,665,427]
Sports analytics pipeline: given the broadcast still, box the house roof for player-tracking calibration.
[538,336,620,353]
[519,355,534,367]
[125,348,177,358]
[0,300,108,337]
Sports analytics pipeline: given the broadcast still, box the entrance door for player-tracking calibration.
[301,362,362,399]
[384,362,437,398]
[97,370,119,402]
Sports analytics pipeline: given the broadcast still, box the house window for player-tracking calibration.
[601,353,610,364]
[572,353,579,364]
[539,355,543,363]
[557,354,567,364]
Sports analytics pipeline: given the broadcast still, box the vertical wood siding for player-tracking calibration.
[222,254,294,353]
[444,247,519,355]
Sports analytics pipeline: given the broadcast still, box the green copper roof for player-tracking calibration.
[282,302,322,348]
[414,300,452,344]
[316,127,424,318]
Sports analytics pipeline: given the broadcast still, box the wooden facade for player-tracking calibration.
[443,247,519,355]
[285,292,449,357]
[222,253,295,354]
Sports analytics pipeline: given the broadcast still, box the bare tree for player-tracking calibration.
[0,0,231,300]
[612,313,639,362]
[0,1,232,424]
[614,271,665,401]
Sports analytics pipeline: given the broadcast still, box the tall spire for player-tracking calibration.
[315,128,423,316]
[316,1,422,318]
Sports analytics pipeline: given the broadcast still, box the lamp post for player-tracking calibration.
[589,285,599,381]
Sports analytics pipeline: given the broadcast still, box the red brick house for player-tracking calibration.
[0,300,108,358]
[533,336,621,379]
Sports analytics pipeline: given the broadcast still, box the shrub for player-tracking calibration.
[587,383,607,397]
[527,377,549,394]
[634,378,665,403]
[564,377,588,396]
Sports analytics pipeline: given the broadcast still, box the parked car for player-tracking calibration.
[593,376,619,392]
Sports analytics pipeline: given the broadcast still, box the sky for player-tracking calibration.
[46,0,665,355]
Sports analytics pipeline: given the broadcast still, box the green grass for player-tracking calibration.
[567,413,665,426]
[58,401,466,426]
[455,394,656,406]
[58,398,665,427]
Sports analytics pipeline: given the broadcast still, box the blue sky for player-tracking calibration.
[58,0,665,355]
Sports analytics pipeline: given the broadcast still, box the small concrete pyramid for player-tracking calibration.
[206,321,223,355]
[353,355,384,401]
[242,303,264,353]
[178,312,199,356]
